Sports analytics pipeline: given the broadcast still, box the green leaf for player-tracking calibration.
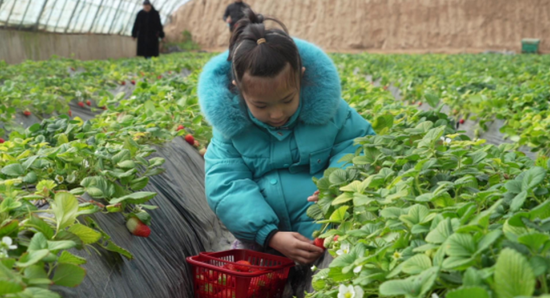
[130,176,149,191]
[402,254,432,275]
[329,169,348,185]
[446,287,490,298]
[518,233,550,253]
[426,219,454,244]
[0,280,23,295]
[332,192,354,205]
[28,233,48,251]
[47,240,76,251]
[494,248,535,298]
[16,249,49,267]
[51,192,79,231]
[109,191,157,204]
[522,167,546,191]
[306,203,324,221]
[442,256,475,270]
[400,205,429,227]
[329,253,356,268]
[24,265,48,280]
[446,233,476,257]
[58,251,87,265]
[505,180,522,194]
[477,230,502,253]
[463,268,482,287]
[380,207,403,219]
[424,90,440,108]
[0,220,19,238]
[68,224,102,244]
[1,163,25,176]
[329,206,349,222]
[117,160,136,169]
[510,191,528,211]
[52,263,86,287]
[379,278,418,297]
[22,171,38,184]
[17,288,61,298]
[25,216,54,239]
[99,240,133,260]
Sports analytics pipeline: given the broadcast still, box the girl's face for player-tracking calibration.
[238,64,305,127]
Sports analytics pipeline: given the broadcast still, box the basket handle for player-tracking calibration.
[186,256,273,277]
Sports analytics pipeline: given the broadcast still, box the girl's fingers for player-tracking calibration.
[314,190,320,195]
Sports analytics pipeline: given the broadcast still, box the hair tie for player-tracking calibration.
[257,38,267,45]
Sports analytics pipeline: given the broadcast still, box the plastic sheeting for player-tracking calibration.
[0,0,189,35]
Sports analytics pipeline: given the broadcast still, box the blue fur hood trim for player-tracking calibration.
[198,38,341,139]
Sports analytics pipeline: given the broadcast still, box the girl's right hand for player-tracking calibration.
[307,190,320,202]
[268,232,324,265]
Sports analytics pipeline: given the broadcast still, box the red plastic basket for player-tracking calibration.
[186,249,295,298]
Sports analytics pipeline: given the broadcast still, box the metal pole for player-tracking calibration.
[165,1,182,25]
[70,0,88,32]
[54,0,70,32]
[44,0,58,30]
[113,0,136,34]
[0,0,5,12]
[87,0,105,32]
[34,0,50,30]
[18,0,34,30]
[107,0,125,34]
[78,1,94,33]
[64,0,82,33]
[93,2,112,33]
[4,0,18,29]
[120,0,139,35]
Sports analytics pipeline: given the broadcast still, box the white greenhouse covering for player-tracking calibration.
[0,0,188,35]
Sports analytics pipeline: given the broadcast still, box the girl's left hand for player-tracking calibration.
[307,190,320,202]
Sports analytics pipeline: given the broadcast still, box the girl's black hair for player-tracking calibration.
[228,9,302,93]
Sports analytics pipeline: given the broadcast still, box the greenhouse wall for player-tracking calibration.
[166,0,550,53]
[0,29,135,64]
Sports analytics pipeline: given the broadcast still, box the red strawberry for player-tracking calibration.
[383,85,389,90]
[0,138,4,143]
[194,140,200,148]
[185,134,195,145]
[102,106,107,110]
[131,80,136,85]
[234,260,252,272]
[68,110,72,117]
[313,238,325,250]
[86,100,91,106]
[23,110,31,117]
[222,263,237,271]
[418,102,422,107]
[126,216,151,237]
[334,235,339,242]
[176,125,185,131]
[71,67,75,71]
[157,75,162,79]
[121,81,126,85]
[459,119,465,124]
[78,102,85,107]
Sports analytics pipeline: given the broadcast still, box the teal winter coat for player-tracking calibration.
[198,39,375,247]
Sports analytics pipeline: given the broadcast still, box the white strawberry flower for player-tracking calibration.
[0,236,17,257]
[353,265,363,274]
[83,160,90,168]
[445,138,452,144]
[431,294,440,298]
[311,265,317,272]
[338,284,364,298]
[55,175,64,184]
[75,91,82,97]
[337,243,350,256]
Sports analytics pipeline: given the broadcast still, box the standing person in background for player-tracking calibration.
[132,1,165,59]
[222,0,250,32]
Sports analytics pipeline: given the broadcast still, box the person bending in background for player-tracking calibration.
[132,1,165,59]
[199,8,375,297]
[223,0,250,32]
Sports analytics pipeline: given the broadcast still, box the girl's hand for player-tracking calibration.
[268,232,324,264]
[307,190,320,202]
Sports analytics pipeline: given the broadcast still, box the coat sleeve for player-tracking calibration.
[132,11,141,38]
[223,5,230,21]
[204,130,280,246]
[328,100,376,169]
[156,12,165,38]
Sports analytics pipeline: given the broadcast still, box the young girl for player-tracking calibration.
[198,9,375,293]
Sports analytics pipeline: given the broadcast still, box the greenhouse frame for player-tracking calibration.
[0,0,188,35]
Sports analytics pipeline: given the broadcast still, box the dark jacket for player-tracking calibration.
[132,9,165,57]
[223,2,249,31]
